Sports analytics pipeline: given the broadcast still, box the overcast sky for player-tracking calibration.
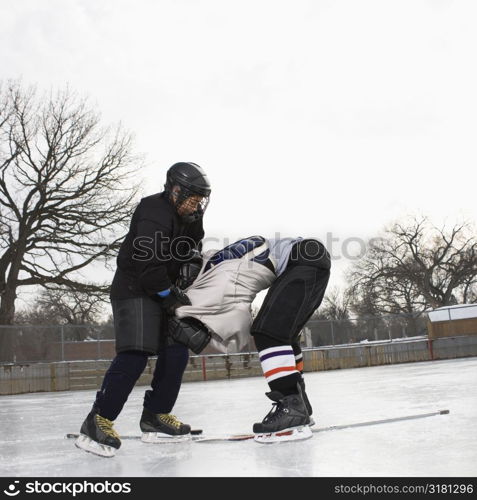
[2,0,477,304]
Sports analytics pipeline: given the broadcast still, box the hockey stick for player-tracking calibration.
[315,409,450,432]
[66,410,449,443]
[193,409,450,442]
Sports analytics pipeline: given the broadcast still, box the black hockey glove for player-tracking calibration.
[168,316,211,354]
[159,285,192,315]
[176,250,203,290]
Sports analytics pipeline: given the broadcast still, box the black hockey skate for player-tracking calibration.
[75,407,121,458]
[253,389,312,443]
[140,407,192,443]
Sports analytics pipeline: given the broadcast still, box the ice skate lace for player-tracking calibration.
[158,414,183,429]
[96,415,120,440]
[265,402,288,423]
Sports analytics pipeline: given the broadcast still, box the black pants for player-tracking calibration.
[94,344,189,421]
[93,295,190,421]
[252,239,331,344]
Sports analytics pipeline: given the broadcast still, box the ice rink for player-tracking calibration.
[1,356,476,477]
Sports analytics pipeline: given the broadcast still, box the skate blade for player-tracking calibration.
[141,432,192,444]
[254,425,313,444]
[74,434,117,458]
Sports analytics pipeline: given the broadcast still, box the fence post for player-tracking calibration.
[97,326,101,360]
[428,338,434,361]
[330,320,335,346]
[60,325,65,362]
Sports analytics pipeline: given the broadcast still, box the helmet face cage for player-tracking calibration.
[170,182,210,222]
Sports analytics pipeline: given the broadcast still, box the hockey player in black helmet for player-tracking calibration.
[75,162,211,457]
[164,162,211,223]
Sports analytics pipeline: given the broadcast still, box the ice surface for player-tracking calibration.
[0,357,476,477]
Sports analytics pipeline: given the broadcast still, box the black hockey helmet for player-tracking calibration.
[164,162,211,222]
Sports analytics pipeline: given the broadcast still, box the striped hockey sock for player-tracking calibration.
[294,350,304,374]
[258,345,301,395]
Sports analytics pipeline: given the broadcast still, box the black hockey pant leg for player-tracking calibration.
[94,350,149,421]
[252,265,330,342]
[144,343,190,414]
[290,266,331,339]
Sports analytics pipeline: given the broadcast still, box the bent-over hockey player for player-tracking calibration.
[75,162,211,457]
[169,235,330,443]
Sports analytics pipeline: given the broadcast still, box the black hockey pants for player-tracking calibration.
[251,239,331,344]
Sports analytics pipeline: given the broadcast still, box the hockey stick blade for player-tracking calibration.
[193,409,450,443]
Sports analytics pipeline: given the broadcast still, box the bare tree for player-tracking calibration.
[15,287,107,325]
[347,216,477,316]
[0,81,141,338]
[312,287,351,320]
[14,287,110,341]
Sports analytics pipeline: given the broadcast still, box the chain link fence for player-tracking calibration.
[0,324,115,364]
[302,312,429,349]
[0,312,430,364]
